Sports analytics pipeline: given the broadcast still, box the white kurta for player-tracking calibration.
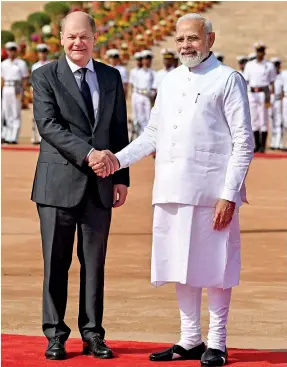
[152,204,240,289]
[116,53,254,288]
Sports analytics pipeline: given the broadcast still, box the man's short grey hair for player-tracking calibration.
[176,13,213,33]
[60,13,96,33]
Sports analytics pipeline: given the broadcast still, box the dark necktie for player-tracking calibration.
[79,68,95,125]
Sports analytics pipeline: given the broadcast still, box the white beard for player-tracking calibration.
[178,51,207,68]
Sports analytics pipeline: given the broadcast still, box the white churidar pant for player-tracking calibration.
[176,283,232,352]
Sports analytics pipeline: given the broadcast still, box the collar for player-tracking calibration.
[183,52,218,74]
[65,55,94,73]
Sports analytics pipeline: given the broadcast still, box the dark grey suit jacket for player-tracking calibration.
[31,56,130,208]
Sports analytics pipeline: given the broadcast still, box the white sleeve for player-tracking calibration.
[20,60,29,78]
[122,68,129,84]
[221,72,254,203]
[129,69,134,85]
[152,70,157,89]
[269,64,277,84]
[115,87,161,168]
[243,63,250,83]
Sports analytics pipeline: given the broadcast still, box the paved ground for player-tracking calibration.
[2,150,287,350]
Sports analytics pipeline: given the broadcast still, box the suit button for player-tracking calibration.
[173,125,177,129]
[178,109,182,113]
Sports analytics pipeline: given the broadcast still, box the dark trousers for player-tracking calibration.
[37,180,112,342]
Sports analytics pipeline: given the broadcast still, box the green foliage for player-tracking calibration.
[1,30,15,46]
[44,2,70,18]
[27,12,51,31]
[11,21,35,38]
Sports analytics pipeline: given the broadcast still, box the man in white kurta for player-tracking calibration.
[89,14,254,367]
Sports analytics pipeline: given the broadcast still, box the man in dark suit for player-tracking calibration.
[32,11,129,360]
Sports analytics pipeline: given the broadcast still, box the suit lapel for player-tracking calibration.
[93,60,107,132]
[57,56,92,127]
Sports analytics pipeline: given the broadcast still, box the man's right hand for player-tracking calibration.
[88,150,119,178]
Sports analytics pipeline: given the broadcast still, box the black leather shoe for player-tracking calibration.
[83,336,113,359]
[150,342,206,361]
[45,336,66,360]
[201,347,228,366]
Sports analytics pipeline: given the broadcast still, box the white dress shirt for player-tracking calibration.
[135,67,157,90]
[273,73,283,97]
[1,58,29,81]
[114,64,129,84]
[281,70,287,94]
[66,56,100,158]
[155,67,174,89]
[116,53,254,207]
[31,60,51,73]
[129,67,141,87]
[244,59,276,87]
[66,56,100,120]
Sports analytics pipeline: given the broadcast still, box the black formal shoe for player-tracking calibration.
[45,336,66,360]
[150,342,206,361]
[83,336,113,359]
[201,347,228,366]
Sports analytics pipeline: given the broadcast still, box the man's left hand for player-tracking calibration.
[113,184,128,208]
[213,199,236,230]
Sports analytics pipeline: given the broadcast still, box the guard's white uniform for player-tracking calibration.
[31,60,51,143]
[282,70,287,147]
[269,73,283,149]
[129,66,141,125]
[244,59,276,132]
[116,54,254,351]
[155,67,174,90]
[113,64,129,85]
[133,67,157,134]
[1,58,29,142]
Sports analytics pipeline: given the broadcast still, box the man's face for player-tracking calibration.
[7,48,17,59]
[142,57,152,68]
[256,49,265,61]
[61,16,97,66]
[109,56,119,66]
[38,51,48,62]
[175,19,215,68]
[239,60,247,71]
[136,58,143,68]
[163,58,173,69]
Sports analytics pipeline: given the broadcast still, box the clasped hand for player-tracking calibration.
[88,149,119,178]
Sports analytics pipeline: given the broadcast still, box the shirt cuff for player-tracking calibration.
[85,148,94,162]
[115,150,129,169]
[220,187,239,203]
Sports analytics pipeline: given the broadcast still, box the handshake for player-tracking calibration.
[88,149,119,178]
